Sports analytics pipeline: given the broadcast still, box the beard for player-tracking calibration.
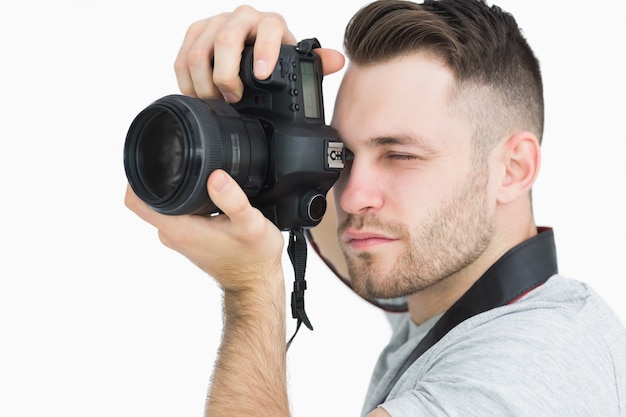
[338,162,494,300]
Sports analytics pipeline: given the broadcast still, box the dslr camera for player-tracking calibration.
[124,39,344,230]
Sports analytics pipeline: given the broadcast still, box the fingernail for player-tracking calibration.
[212,171,230,193]
[255,59,269,79]
[222,92,238,103]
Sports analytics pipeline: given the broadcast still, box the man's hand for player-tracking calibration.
[125,169,284,291]
[173,5,345,102]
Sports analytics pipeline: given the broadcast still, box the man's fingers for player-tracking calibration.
[252,13,297,80]
[211,6,263,101]
[173,6,343,102]
[207,170,262,233]
[213,8,295,101]
[317,48,346,76]
[124,183,174,231]
[174,16,225,97]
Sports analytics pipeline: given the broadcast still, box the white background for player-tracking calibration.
[1,1,624,416]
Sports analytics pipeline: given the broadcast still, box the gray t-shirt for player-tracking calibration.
[362,275,626,416]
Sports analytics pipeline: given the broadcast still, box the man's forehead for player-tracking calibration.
[331,57,462,151]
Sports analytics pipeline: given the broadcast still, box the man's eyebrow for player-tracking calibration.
[367,134,437,151]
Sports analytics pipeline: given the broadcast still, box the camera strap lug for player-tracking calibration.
[295,38,321,55]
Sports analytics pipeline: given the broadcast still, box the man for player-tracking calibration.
[125,0,626,415]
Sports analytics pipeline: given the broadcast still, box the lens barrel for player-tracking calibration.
[124,95,268,215]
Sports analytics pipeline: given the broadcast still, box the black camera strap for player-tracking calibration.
[373,228,558,406]
[286,228,313,349]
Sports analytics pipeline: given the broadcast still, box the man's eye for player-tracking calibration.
[388,154,417,161]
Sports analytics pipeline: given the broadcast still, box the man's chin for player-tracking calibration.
[348,268,397,299]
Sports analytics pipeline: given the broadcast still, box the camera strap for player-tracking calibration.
[286,228,313,349]
[374,228,558,406]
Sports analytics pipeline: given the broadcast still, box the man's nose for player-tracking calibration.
[337,158,384,215]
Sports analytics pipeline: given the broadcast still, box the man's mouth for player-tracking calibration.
[341,230,398,251]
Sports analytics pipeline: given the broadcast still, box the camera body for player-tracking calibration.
[124,40,344,230]
[233,41,344,229]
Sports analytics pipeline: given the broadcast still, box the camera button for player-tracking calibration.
[302,193,327,223]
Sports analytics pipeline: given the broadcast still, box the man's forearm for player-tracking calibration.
[205,273,290,417]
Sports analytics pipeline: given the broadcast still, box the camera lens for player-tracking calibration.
[124,95,268,215]
[138,111,185,199]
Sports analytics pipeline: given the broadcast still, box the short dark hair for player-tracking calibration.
[344,0,544,152]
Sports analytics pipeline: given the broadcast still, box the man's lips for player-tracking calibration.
[341,230,398,250]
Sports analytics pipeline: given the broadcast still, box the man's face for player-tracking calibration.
[331,53,496,300]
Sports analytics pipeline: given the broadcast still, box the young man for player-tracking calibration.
[125,0,626,415]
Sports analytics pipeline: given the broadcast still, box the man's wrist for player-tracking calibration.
[221,267,286,317]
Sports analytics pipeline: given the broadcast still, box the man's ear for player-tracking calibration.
[496,131,541,204]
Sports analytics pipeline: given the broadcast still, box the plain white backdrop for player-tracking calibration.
[1,1,624,416]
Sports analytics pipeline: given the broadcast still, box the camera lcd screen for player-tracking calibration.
[301,61,320,119]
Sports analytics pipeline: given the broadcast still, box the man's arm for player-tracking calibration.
[207,275,289,416]
[125,169,290,416]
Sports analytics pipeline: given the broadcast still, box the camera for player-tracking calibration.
[123,39,344,230]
